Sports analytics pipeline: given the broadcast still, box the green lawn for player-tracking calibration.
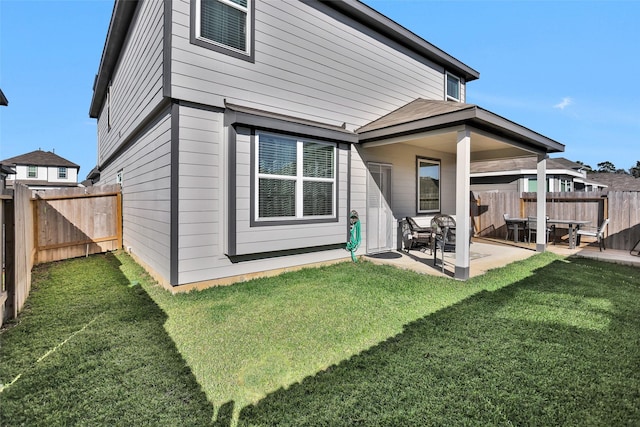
[1,251,639,426]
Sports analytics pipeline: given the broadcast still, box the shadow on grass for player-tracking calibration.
[238,258,640,426]
[0,252,214,425]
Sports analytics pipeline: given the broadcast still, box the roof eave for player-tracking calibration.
[89,0,139,118]
[320,0,480,81]
[358,106,565,154]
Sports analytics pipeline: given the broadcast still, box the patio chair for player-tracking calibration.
[403,217,433,253]
[431,214,456,273]
[526,216,555,245]
[576,218,609,251]
[503,213,518,241]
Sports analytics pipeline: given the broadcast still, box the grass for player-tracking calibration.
[1,251,639,425]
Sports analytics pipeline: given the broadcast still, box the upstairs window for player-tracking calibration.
[196,0,252,57]
[58,167,67,179]
[446,73,461,101]
[28,165,37,178]
[256,133,336,221]
[417,158,440,213]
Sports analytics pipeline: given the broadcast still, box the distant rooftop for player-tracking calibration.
[1,149,80,170]
[587,172,640,192]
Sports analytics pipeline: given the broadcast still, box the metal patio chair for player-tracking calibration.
[576,218,609,251]
[431,214,456,273]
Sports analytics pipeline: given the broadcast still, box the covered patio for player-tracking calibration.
[356,99,565,279]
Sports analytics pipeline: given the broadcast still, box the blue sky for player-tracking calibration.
[1,0,639,179]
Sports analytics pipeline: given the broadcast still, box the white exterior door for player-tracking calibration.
[367,163,393,253]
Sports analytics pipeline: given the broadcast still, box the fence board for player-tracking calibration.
[33,185,122,264]
[476,190,640,251]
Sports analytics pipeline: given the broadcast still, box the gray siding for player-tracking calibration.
[100,107,173,283]
[170,0,454,130]
[359,144,456,219]
[97,0,165,166]
[176,104,226,284]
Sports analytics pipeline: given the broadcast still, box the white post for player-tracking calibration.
[536,154,547,252]
[455,128,471,280]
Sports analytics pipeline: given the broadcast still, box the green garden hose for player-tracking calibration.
[346,211,361,262]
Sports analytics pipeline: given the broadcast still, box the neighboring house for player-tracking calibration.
[471,157,607,193]
[0,88,8,106]
[0,164,16,192]
[1,149,80,190]
[586,172,640,192]
[88,0,564,286]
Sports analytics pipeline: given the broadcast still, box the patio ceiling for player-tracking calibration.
[356,99,565,161]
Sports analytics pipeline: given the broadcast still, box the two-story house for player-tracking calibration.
[1,149,80,190]
[470,157,607,193]
[89,0,564,288]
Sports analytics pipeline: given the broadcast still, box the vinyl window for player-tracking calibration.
[58,167,67,179]
[197,0,251,55]
[446,73,461,101]
[256,133,335,221]
[417,158,440,213]
[28,165,37,178]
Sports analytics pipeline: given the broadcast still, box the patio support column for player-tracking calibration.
[455,128,471,280]
[536,154,547,252]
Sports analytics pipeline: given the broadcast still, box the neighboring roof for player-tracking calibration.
[357,99,565,154]
[8,180,79,188]
[0,164,16,175]
[470,157,584,174]
[0,88,8,106]
[1,149,80,169]
[587,172,640,192]
[89,0,480,118]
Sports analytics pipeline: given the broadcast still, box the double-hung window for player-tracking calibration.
[417,158,440,213]
[58,167,67,179]
[446,73,461,101]
[196,0,252,57]
[256,133,336,221]
[28,165,37,178]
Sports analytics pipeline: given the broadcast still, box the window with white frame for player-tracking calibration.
[28,165,37,178]
[58,167,67,179]
[197,0,251,55]
[446,73,461,101]
[116,169,123,186]
[417,158,440,213]
[256,133,335,220]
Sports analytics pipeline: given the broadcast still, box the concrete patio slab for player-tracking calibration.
[363,236,640,279]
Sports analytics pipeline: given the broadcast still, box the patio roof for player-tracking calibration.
[356,99,564,159]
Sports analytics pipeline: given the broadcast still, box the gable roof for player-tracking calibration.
[89,0,480,118]
[470,157,584,174]
[1,150,80,169]
[357,99,564,154]
[587,172,640,192]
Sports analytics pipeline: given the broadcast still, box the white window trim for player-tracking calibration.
[255,132,336,222]
[195,0,252,56]
[417,157,441,214]
[58,167,67,179]
[116,169,123,186]
[28,165,37,178]
[446,72,461,102]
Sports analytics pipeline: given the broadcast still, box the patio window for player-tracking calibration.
[256,133,335,221]
[417,158,440,213]
[446,73,460,101]
[195,0,252,58]
[28,165,37,178]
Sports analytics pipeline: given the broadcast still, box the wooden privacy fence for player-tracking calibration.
[473,190,640,251]
[33,185,122,264]
[1,184,122,327]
